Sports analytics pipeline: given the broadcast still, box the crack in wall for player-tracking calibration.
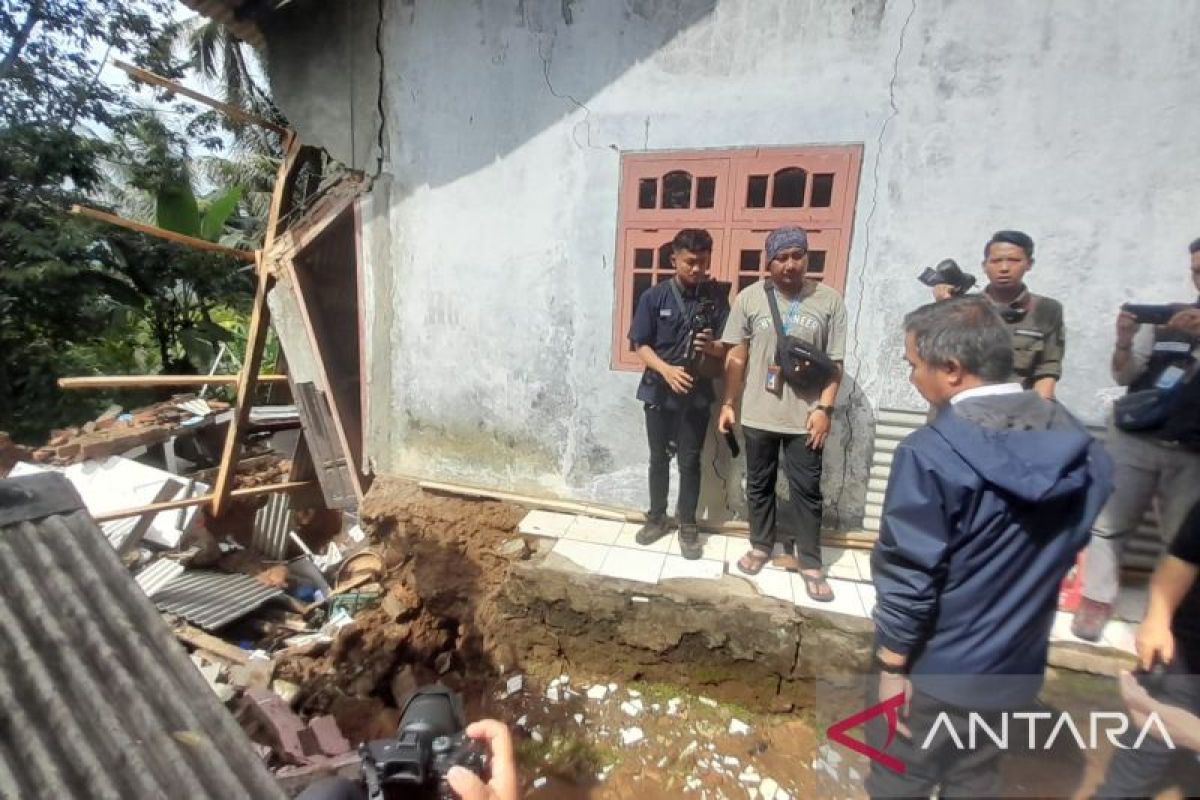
[370,0,388,180]
[831,0,919,523]
[536,34,617,153]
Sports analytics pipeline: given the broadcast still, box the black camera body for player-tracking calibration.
[683,280,731,373]
[361,685,488,800]
[918,258,977,296]
[1122,303,1184,326]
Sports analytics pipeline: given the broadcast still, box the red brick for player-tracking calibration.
[55,442,81,460]
[307,716,352,757]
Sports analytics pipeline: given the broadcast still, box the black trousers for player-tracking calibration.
[743,425,823,569]
[1096,640,1200,798]
[644,403,710,525]
[865,688,1006,799]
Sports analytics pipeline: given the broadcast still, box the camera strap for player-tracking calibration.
[764,281,789,340]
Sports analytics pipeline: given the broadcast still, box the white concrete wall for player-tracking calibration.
[265,0,1200,527]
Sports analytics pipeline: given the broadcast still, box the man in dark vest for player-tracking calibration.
[1073,238,1200,641]
[934,230,1065,399]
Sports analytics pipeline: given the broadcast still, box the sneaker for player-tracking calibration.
[1071,598,1113,642]
[635,516,673,546]
[678,524,703,560]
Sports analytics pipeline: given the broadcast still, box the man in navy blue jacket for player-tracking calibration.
[867,297,1114,798]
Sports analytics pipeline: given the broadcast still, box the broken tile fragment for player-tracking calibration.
[759,777,779,799]
[699,696,718,708]
[504,674,524,697]
[728,718,751,735]
[620,727,645,746]
[586,684,609,701]
[532,777,547,789]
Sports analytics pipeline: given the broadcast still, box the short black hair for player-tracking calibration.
[904,296,1014,382]
[672,228,713,254]
[1189,238,1200,255]
[984,230,1035,260]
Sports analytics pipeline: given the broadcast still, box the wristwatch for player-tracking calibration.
[815,404,835,415]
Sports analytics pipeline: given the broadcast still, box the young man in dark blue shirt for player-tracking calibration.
[627,229,729,560]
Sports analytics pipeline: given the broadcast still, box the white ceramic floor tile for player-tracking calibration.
[1103,619,1138,654]
[748,568,795,603]
[519,510,577,538]
[794,575,867,617]
[613,523,676,554]
[596,546,666,584]
[549,539,610,572]
[858,583,877,616]
[659,555,726,582]
[821,547,862,581]
[852,549,874,581]
[563,516,626,546]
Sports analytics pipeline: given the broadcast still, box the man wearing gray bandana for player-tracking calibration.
[719,225,847,602]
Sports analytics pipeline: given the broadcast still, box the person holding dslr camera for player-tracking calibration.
[627,228,730,560]
[1073,239,1200,642]
[930,230,1065,400]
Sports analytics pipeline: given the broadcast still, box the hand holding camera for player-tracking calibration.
[445,720,519,800]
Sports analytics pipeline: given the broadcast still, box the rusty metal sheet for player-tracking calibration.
[149,570,284,631]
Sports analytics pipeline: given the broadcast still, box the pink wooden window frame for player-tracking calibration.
[611,145,864,371]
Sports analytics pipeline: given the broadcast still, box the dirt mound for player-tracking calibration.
[275,477,527,739]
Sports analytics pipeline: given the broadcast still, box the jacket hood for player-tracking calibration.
[930,391,1096,504]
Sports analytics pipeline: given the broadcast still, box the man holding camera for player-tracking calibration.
[628,228,729,560]
[718,226,845,602]
[1072,239,1200,642]
[933,230,1065,399]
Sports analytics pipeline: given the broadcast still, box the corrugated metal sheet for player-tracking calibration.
[150,570,284,630]
[862,407,1164,570]
[135,558,186,596]
[0,472,286,799]
[252,492,292,560]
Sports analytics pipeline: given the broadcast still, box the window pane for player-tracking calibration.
[638,178,657,209]
[746,175,768,208]
[808,251,827,274]
[696,177,717,209]
[632,273,653,314]
[662,170,692,209]
[771,167,807,208]
[739,249,761,272]
[634,248,654,270]
[810,173,835,207]
[738,275,759,292]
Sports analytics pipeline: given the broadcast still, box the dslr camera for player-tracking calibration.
[685,280,732,374]
[1121,303,1186,326]
[917,259,977,296]
[297,685,489,800]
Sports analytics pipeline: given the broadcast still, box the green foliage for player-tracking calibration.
[0,2,276,443]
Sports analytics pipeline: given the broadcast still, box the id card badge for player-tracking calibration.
[1155,365,1186,390]
[765,364,782,395]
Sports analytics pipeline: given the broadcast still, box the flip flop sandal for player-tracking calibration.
[802,572,835,603]
[736,548,771,576]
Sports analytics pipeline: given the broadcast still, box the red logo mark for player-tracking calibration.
[826,691,907,774]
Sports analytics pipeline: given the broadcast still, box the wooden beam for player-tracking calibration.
[264,134,302,251]
[113,60,290,137]
[59,375,288,389]
[174,624,251,665]
[92,481,313,523]
[211,252,275,517]
[72,205,257,263]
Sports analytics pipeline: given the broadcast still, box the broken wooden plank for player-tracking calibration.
[58,375,288,389]
[291,383,357,510]
[113,60,290,137]
[116,478,186,556]
[211,253,275,518]
[72,205,258,262]
[174,623,251,665]
[92,481,314,522]
[264,134,302,250]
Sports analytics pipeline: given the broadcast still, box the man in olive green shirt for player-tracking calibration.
[719,226,847,603]
[934,230,1065,398]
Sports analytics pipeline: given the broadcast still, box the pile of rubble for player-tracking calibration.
[4,396,232,469]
